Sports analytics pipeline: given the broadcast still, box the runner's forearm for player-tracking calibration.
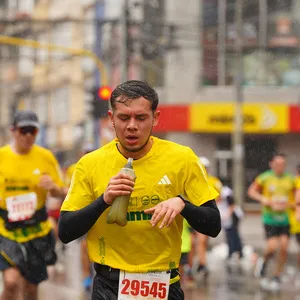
[49,185,65,198]
[181,200,221,237]
[58,195,109,243]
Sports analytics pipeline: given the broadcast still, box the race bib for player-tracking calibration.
[6,192,37,222]
[271,195,288,203]
[118,270,170,300]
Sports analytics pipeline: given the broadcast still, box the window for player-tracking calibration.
[1,45,19,61]
[142,0,165,87]
[0,0,9,18]
[19,0,34,13]
[84,8,96,49]
[50,87,69,125]
[52,22,72,48]
[80,0,95,5]
[7,0,18,10]
[51,22,72,60]
[202,0,218,85]
[19,46,34,77]
[267,0,292,14]
[202,0,300,86]
[35,94,48,124]
[37,33,49,63]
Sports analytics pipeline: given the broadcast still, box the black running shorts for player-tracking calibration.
[264,224,290,239]
[0,230,57,284]
[179,253,189,266]
[92,264,184,300]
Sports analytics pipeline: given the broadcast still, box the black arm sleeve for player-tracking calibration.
[58,195,110,244]
[181,199,221,237]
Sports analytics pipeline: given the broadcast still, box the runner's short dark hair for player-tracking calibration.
[110,80,159,112]
[271,153,286,161]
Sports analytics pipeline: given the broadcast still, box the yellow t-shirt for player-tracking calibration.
[64,163,76,187]
[289,176,300,234]
[61,136,219,273]
[181,219,191,254]
[255,170,295,226]
[0,144,64,242]
[208,175,222,201]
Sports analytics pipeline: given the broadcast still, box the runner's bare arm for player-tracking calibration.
[38,174,65,198]
[58,195,109,243]
[248,181,270,206]
[296,189,300,221]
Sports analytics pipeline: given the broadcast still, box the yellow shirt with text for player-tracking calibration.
[0,144,63,242]
[61,137,219,273]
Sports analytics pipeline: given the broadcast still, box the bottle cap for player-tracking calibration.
[125,157,134,168]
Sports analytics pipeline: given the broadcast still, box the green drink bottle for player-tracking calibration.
[106,158,136,226]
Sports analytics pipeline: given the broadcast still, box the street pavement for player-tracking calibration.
[2,213,300,299]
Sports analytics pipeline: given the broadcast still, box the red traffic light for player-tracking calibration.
[97,86,112,101]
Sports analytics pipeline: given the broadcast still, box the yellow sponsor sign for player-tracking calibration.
[190,103,288,133]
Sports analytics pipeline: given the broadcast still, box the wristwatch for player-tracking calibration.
[177,194,189,204]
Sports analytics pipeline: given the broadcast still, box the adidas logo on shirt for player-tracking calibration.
[158,175,171,185]
[32,168,41,175]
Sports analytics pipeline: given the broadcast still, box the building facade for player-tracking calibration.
[1,0,300,204]
[0,0,101,164]
[102,0,300,207]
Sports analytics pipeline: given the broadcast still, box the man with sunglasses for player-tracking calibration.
[0,110,65,300]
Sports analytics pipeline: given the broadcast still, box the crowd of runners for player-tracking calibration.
[0,81,300,300]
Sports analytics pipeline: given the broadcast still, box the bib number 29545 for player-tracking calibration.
[118,271,170,300]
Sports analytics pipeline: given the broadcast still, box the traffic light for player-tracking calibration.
[98,86,112,101]
[90,86,112,119]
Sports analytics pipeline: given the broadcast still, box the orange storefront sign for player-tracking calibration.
[153,105,189,132]
[289,105,300,132]
[190,103,289,134]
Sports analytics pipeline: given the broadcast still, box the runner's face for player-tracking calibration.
[270,156,286,176]
[108,97,159,159]
[12,126,38,153]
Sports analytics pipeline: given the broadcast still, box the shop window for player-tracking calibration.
[245,136,277,202]
[216,135,278,203]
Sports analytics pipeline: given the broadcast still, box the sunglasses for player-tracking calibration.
[18,126,38,135]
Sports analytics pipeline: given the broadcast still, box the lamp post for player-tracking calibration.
[232,0,244,207]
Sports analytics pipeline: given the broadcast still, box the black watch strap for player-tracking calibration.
[177,194,189,204]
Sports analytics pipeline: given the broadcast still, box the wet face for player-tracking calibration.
[270,156,286,176]
[108,97,159,159]
[12,126,38,154]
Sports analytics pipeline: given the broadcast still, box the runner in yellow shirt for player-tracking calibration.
[179,219,192,285]
[0,110,65,300]
[293,165,300,268]
[58,80,221,300]
[248,153,295,291]
[192,156,223,283]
